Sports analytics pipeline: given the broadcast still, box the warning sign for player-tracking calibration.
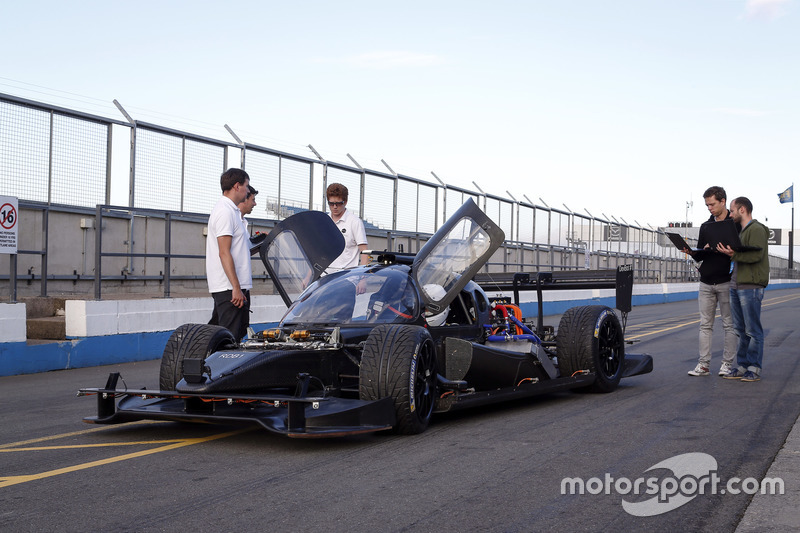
[0,196,18,254]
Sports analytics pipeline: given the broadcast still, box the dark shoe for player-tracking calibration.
[741,371,761,382]
[723,368,744,380]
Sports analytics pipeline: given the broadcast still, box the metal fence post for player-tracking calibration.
[164,212,171,298]
[10,254,17,303]
[40,207,48,296]
[94,205,102,300]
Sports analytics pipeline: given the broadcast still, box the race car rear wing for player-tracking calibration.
[474,264,634,335]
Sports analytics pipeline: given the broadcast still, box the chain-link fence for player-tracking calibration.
[2,91,797,300]
[0,96,110,208]
[1,92,666,252]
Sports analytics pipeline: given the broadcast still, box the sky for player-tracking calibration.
[1,0,798,236]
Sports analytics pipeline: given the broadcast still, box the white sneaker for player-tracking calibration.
[719,362,735,376]
[688,364,710,376]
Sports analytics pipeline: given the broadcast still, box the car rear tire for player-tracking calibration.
[556,305,624,393]
[159,323,237,390]
[359,324,437,434]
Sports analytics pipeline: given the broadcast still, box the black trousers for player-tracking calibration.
[209,289,250,341]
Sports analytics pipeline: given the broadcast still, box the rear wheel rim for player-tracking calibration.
[598,319,622,378]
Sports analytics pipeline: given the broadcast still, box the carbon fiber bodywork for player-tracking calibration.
[79,200,653,437]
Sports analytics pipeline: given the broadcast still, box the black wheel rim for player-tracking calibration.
[413,340,436,423]
[598,319,622,378]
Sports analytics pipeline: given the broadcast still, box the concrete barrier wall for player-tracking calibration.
[0,303,26,343]
[64,295,287,337]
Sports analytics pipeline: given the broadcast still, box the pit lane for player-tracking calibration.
[2,288,799,532]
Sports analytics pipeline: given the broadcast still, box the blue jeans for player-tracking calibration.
[729,287,764,374]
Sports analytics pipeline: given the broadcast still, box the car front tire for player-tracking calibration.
[359,324,437,434]
[159,323,236,390]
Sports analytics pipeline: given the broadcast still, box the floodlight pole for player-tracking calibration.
[790,183,795,268]
[685,200,693,238]
[791,201,794,268]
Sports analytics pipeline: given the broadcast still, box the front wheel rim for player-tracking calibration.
[413,341,436,422]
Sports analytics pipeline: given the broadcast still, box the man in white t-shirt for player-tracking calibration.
[206,168,252,340]
[325,182,368,274]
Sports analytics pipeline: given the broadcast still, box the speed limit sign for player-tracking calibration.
[0,196,18,254]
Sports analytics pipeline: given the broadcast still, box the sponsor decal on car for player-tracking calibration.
[594,309,610,338]
[409,343,420,413]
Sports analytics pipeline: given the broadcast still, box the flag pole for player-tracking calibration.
[791,182,795,269]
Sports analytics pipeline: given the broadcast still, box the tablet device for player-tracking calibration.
[701,219,762,252]
[665,232,701,252]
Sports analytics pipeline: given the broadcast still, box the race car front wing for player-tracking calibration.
[78,372,395,438]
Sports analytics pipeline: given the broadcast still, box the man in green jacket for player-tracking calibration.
[717,197,770,382]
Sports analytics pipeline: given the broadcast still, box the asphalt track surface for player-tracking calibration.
[2,288,799,532]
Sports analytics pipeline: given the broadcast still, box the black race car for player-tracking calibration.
[79,199,652,438]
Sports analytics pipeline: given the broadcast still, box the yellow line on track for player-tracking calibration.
[1,439,192,452]
[626,320,700,340]
[0,420,165,450]
[625,292,800,340]
[0,427,252,489]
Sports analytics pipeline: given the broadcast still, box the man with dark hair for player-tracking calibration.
[238,185,258,220]
[686,186,738,377]
[718,196,769,382]
[206,168,252,340]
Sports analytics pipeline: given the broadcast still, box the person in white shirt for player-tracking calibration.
[325,182,368,273]
[321,183,369,319]
[206,168,252,340]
